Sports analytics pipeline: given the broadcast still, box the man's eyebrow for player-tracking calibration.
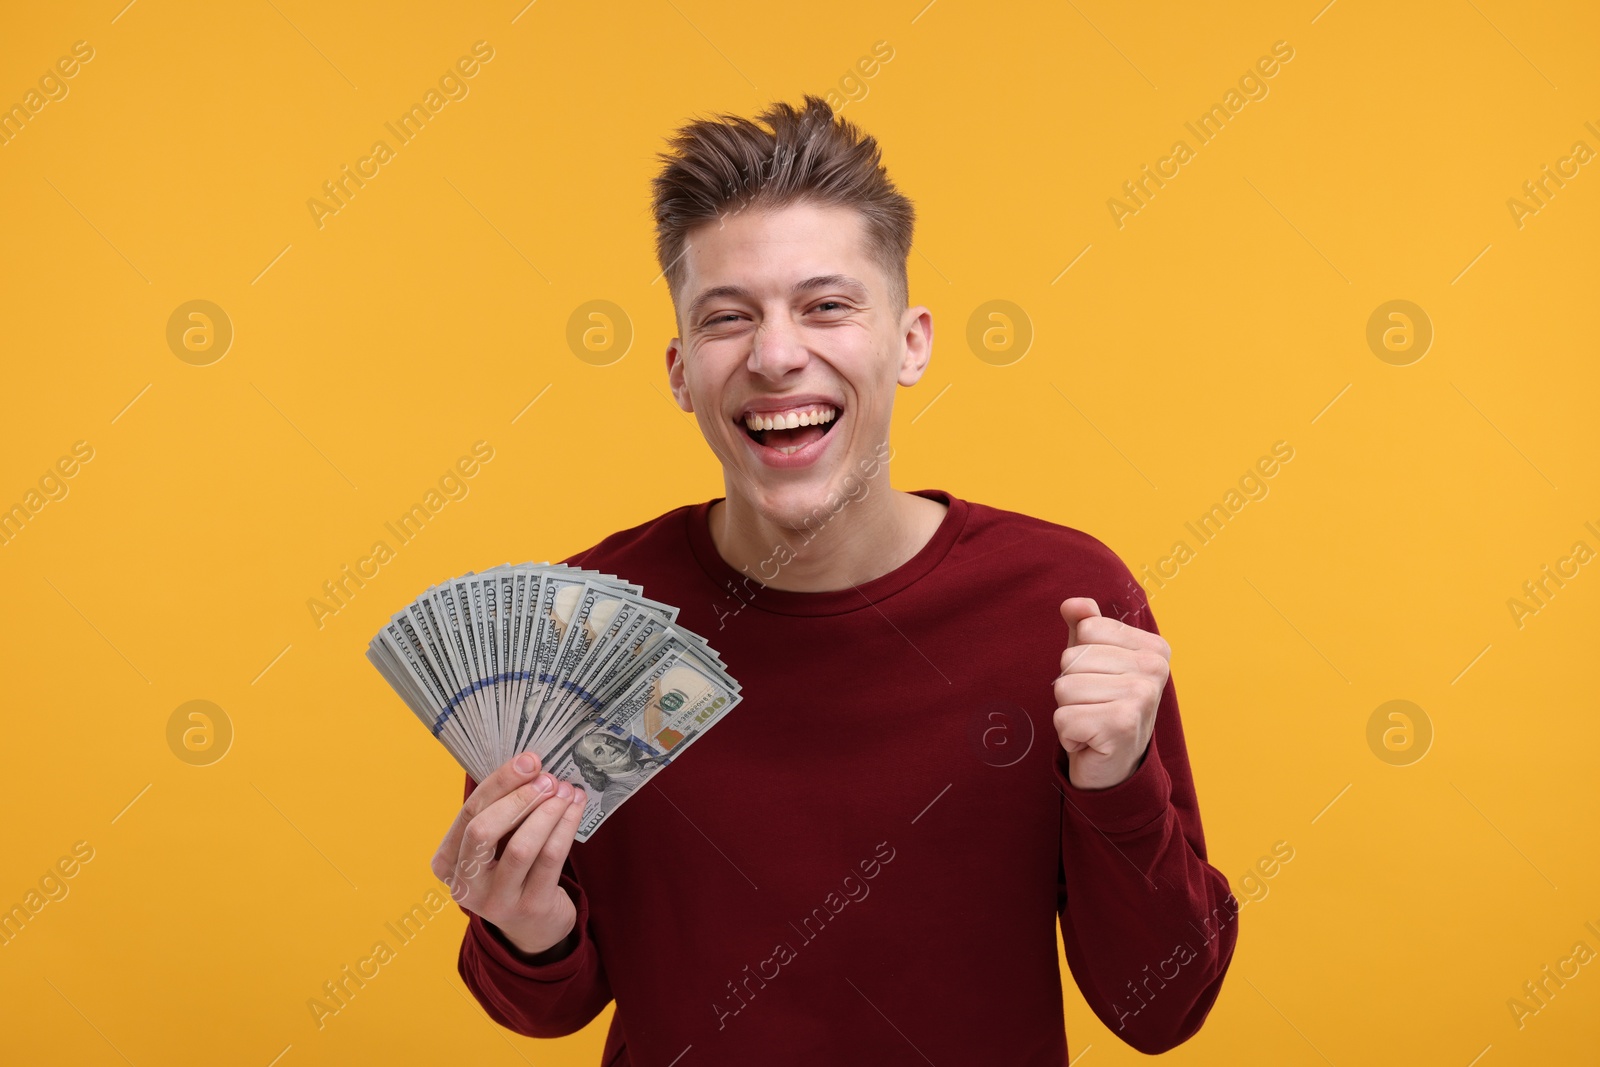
[685,285,750,324]
[795,274,871,303]
[686,274,872,324]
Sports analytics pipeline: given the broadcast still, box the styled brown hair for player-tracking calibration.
[650,94,916,319]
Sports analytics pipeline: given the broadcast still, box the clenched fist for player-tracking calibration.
[1053,597,1169,790]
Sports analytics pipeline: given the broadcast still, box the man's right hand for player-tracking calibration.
[431,751,588,956]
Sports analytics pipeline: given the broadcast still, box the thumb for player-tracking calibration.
[1059,597,1101,648]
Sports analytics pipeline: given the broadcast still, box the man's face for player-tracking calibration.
[577,733,635,774]
[665,201,932,527]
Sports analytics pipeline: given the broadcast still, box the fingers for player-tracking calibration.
[1054,703,1131,754]
[1059,597,1100,647]
[522,789,587,902]
[1053,703,1106,751]
[1053,671,1144,708]
[1063,613,1164,654]
[1059,642,1147,676]
[431,751,543,888]
[492,784,587,908]
[471,774,560,851]
[1056,697,1152,751]
[450,774,564,905]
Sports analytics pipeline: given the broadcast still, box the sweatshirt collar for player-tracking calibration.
[685,488,968,618]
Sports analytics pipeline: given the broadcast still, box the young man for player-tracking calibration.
[431,95,1238,1065]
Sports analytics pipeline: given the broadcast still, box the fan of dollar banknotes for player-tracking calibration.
[367,562,742,841]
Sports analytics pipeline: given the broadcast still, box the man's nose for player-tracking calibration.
[747,315,810,380]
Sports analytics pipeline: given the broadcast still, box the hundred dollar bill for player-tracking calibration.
[531,604,677,764]
[421,584,494,768]
[369,562,742,835]
[371,612,486,779]
[528,583,685,754]
[510,569,592,755]
[400,598,486,771]
[554,644,742,841]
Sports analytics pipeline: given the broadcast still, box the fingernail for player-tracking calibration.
[514,752,536,773]
[557,781,572,798]
[536,774,554,792]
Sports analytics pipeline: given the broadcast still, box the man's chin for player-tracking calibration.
[739,469,864,531]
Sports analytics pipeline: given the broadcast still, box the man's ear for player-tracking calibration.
[896,305,934,387]
[666,340,694,412]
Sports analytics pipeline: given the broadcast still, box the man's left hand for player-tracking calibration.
[1053,597,1170,790]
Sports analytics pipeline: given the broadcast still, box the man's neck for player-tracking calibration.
[707,486,949,593]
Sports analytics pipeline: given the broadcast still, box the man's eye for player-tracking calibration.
[813,301,846,312]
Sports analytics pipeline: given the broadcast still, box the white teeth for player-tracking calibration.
[742,405,839,432]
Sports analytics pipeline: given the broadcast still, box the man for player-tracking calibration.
[431,94,1238,1065]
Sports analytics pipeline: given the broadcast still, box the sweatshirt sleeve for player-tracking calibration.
[1053,594,1239,1055]
[454,773,615,1037]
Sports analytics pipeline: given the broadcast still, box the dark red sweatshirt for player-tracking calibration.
[456,489,1238,1065]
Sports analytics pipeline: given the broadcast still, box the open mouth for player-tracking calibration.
[738,404,842,456]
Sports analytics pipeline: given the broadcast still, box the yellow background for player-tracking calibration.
[2,0,1596,1063]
